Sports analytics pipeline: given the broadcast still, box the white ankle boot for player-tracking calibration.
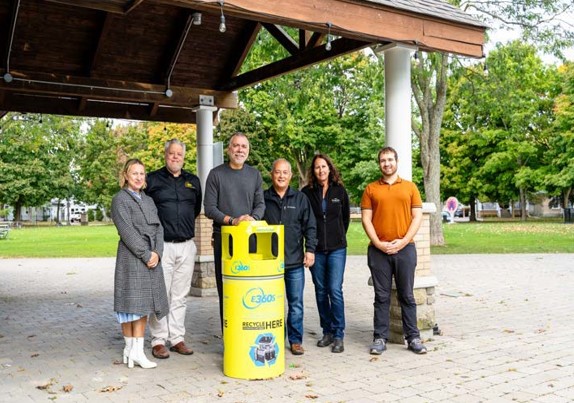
[123,336,133,364]
[128,337,157,369]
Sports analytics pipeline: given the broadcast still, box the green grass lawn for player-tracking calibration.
[1,220,573,258]
[0,224,119,258]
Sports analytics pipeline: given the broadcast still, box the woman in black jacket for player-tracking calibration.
[302,153,350,353]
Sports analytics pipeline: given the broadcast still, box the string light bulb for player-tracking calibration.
[413,51,420,65]
[483,62,489,76]
[325,22,332,51]
[219,1,226,33]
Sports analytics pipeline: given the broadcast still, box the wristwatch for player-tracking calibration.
[228,216,234,225]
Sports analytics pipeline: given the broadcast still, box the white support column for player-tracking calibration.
[194,105,217,196]
[383,44,415,181]
[191,105,218,297]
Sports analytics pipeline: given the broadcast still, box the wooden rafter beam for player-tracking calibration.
[124,0,145,14]
[0,92,202,123]
[306,32,325,50]
[166,0,485,58]
[219,37,373,91]
[88,13,114,76]
[223,21,261,79]
[0,70,238,109]
[261,23,298,56]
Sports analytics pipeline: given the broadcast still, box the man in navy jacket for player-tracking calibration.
[264,159,317,355]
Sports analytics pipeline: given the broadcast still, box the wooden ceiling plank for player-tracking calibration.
[261,23,299,55]
[45,0,125,14]
[220,37,372,91]
[164,12,195,86]
[3,0,21,71]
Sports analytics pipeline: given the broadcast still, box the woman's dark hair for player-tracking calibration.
[308,153,343,187]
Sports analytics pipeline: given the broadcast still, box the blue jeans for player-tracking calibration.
[284,265,305,344]
[310,248,346,340]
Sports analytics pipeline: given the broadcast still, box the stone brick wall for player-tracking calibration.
[190,214,217,296]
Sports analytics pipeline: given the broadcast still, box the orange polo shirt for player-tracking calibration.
[360,177,422,242]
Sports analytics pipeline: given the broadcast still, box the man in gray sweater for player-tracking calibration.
[204,132,266,330]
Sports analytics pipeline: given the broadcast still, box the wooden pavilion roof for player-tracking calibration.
[0,0,487,123]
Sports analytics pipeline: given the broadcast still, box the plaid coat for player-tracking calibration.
[111,189,169,319]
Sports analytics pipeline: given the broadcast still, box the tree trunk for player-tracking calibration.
[14,202,22,222]
[412,53,449,246]
[520,188,527,221]
[563,188,572,209]
[295,158,308,189]
[469,195,477,222]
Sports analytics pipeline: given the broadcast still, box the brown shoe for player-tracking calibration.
[169,341,194,355]
[152,344,170,359]
[290,343,304,355]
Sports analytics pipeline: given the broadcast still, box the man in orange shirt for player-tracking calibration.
[360,146,427,355]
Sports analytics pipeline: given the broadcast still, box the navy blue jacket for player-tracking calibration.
[264,187,317,269]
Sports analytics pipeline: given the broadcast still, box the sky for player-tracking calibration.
[484,10,574,65]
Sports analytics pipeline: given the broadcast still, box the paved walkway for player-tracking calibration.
[1,254,573,402]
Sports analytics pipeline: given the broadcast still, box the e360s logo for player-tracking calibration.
[231,261,250,274]
[242,287,276,309]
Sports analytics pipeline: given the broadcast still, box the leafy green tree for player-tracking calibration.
[442,42,558,220]
[79,120,122,212]
[413,0,573,242]
[542,62,574,208]
[0,113,82,222]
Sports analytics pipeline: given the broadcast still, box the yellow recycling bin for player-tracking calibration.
[222,221,284,379]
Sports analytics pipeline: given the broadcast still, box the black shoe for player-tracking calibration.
[407,337,427,354]
[316,334,333,347]
[331,338,344,353]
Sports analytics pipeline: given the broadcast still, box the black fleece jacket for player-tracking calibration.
[301,182,350,253]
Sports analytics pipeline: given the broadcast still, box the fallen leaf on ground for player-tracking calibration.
[100,385,123,393]
[305,394,319,399]
[31,353,39,358]
[36,378,56,390]
[369,357,379,362]
[217,391,224,397]
[289,373,307,380]
[502,329,514,333]
[62,384,73,392]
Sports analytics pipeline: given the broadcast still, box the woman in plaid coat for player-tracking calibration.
[111,159,169,369]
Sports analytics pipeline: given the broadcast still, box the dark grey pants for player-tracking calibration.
[367,243,420,342]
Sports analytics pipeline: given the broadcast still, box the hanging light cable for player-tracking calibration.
[219,0,226,33]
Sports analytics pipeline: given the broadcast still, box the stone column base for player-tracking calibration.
[191,255,217,297]
[388,275,438,344]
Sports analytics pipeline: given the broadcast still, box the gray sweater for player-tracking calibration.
[204,163,265,232]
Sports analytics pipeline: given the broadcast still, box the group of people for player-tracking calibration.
[111,132,426,369]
